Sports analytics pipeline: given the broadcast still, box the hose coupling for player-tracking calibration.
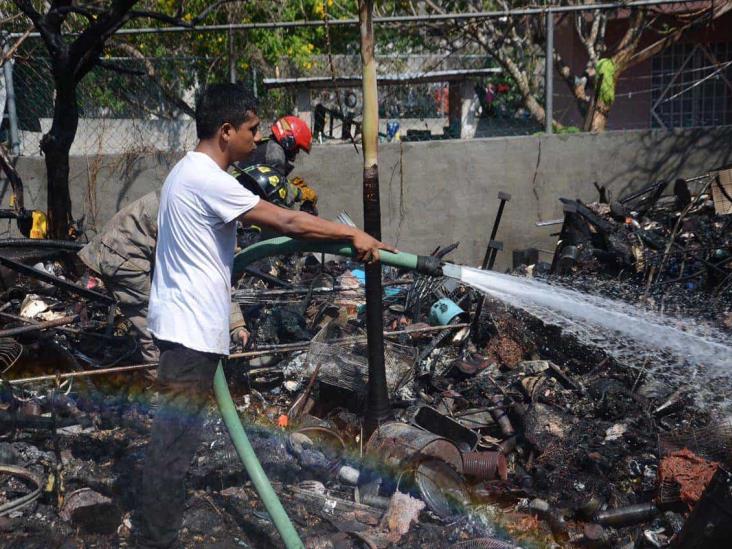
[415,255,444,277]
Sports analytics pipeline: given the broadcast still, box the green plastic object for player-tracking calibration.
[596,58,617,106]
[213,364,304,549]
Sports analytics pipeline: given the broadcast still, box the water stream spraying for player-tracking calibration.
[443,264,732,400]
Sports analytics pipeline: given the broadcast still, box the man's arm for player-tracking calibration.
[239,200,396,262]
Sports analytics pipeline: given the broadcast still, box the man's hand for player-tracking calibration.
[352,230,398,264]
[231,327,250,348]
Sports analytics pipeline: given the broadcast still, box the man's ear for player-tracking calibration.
[220,122,234,143]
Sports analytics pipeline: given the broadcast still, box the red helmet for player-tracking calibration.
[271,116,312,156]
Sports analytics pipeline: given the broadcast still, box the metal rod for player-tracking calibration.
[8,0,693,39]
[486,240,503,271]
[545,12,554,134]
[0,254,114,304]
[242,266,293,288]
[2,34,20,155]
[8,323,471,385]
[472,193,510,341]
[480,192,510,269]
[0,315,78,338]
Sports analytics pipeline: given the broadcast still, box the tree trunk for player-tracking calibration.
[358,0,391,434]
[589,101,609,131]
[40,72,78,239]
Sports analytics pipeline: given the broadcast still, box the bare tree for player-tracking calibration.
[9,0,237,238]
[419,0,732,131]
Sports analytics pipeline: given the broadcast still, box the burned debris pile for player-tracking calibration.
[0,177,730,547]
[545,169,732,309]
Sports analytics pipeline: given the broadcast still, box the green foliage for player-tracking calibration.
[555,125,581,134]
[596,58,617,106]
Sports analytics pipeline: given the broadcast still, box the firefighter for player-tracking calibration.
[237,115,318,213]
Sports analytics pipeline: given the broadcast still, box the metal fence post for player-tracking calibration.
[544,10,554,134]
[228,27,237,83]
[2,33,21,155]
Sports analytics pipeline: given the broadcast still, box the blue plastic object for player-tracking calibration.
[429,298,466,326]
[386,120,400,141]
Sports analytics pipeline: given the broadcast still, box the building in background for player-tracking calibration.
[553,5,732,130]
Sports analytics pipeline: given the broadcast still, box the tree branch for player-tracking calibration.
[109,40,195,117]
[191,0,242,25]
[0,27,32,69]
[46,0,73,35]
[0,142,24,212]
[11,1,51,51]
[126,9,194,28]
[628,1,732,68]
[96,59,146,76]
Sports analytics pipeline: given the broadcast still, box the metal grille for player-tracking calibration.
[651,42,732,129]
[306,334,417,398]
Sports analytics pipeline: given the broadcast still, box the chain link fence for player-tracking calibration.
[4,35,538,156]
[9,38,289,156]
[2,5,731,157]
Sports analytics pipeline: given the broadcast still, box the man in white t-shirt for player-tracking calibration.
[137,83,394,547]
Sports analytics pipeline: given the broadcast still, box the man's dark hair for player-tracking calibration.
[195,83,258,139]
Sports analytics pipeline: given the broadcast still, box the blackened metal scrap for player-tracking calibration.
[0,409,81,433]
[0,254,114,303]
[8,323,470,384]
[289,483,384,523]
[413,406,479,451]
[558,198,614,234]
[594,502,660,527]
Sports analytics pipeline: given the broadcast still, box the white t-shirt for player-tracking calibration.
[148,151,260,354]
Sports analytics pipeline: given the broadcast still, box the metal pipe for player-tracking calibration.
[545,12,554,134]
[7,0,693,38]
[480,192,511,270]
[0,238,84,251]
[0,254,114,304]
[2,33,20,155]
[594,502,659,527]
[471,192,510,341]
[0,315,78,338]
[486,240,504,271]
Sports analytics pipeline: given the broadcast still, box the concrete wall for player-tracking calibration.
[7,127,732,270]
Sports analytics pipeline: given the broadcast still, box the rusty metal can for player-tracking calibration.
[462,451,508,480]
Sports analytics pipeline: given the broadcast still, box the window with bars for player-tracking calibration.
[651,42,732,128]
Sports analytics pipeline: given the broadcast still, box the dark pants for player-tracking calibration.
[139,340,221,547]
